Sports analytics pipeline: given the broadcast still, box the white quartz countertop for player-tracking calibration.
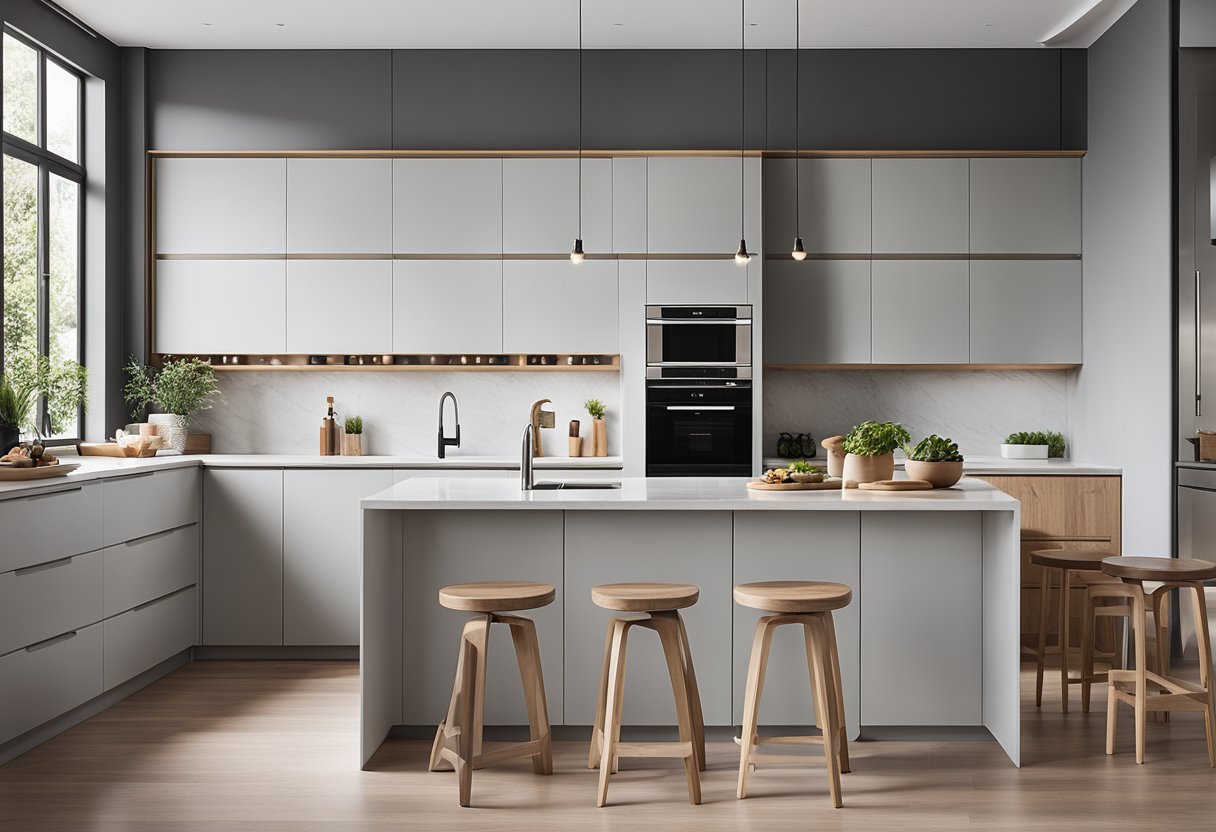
[0,455,200,499]
[361,475,1020,512]
[762,455,1122,476]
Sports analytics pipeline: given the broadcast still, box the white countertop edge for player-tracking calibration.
[762,456,1122,476]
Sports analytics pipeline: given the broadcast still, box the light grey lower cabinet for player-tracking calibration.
[764,260,871,365]
[969,260,1083,364]
[0,550,102,657]
[400,510,565,725]
[103,524,199,619]
[502,260,618,354]
[287,260,393,354]
[103,586,199,690]
[0,623,102,744]
[646,259,751,305]
[860,513,982,725]
[283,469,393,646]
[0,482,101,573]
[731,513,861,737]
[563,511,734,725]
[392,260,502,354]
[871,261,969,363]
[102,467,199,547]
[203,469,284,645]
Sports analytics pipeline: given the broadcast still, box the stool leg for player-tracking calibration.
[1036,569,1052,708]
[823,611,851,774]
[806,615,843,808]
[1131,588,1148,765]
[456,632,481,807]
[1190,584,1216,768]
[588,622,615,769]
[1081,588,1095,713]
[1059,568,1072,714]
[506,617,553,775]
[654,615,701,806]
[673,612,707,772]
[1106,669,1118,756]
[596,619,630,808]
[1151,588,1171,724]
[430,617,484,773]
[737,616,776,800]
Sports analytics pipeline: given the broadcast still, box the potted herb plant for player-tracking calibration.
[0,354,87,446]
[124,357,219,453]
[0,374,34,450]
[841,420,910,485]
[585,398,608,457]
[1001,430,1066,460]
[903,434,965,488]
[342,415,364,457]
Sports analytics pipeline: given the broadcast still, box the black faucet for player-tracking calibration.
[438,391,460,458]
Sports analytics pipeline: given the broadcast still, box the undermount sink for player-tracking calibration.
[529,481,622,490]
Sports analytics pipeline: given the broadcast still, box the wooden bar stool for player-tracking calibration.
[587,582,705,808]
[429,581,555,807]
[734,581,852,809]
[1091,557,1216,766]
[1027,548,1121,713]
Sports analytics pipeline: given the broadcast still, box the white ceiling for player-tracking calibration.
[54,0,1122,50]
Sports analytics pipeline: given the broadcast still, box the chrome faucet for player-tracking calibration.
[521,424,536,490]
[438,392,460,458]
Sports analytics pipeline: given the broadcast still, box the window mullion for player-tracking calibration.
[36,162,50,435]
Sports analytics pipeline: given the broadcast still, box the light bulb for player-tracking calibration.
[735,238,750,265]
[570,238,585,264]
[791,236,807,261]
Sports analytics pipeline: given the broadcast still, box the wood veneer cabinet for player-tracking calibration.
[974,475,1122,652]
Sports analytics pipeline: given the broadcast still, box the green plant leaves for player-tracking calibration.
[842,420,910,456]
[904,434,963,462]
[1004,430,1066,458]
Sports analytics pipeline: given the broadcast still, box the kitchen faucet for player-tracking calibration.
[437,391,460,458]
[520,424,536,490]
[528,399,555,457]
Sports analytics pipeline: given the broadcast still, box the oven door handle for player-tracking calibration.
[646,319,752,326]
[664,405,736,411]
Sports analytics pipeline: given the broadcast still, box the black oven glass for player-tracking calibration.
[645,382,752,476]
[658,325,741,365]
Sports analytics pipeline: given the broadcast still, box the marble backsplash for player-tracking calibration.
[763,369,1074,459]
[189,371,622,456]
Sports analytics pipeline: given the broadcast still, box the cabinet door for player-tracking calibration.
[156,158,286,254]
[872,159,969,254]
[969,158,1081,255]
[155,260,287,354]
[286,260,393,354]
[646,259,750,305]
[871,260,969,364]
[287,158,392,254]
[564,511,734,725]
[503,158,611,254]
[764,260,870,365]
[501,260,618,353]
[392,260,503,353]
[612,157,647,253]
[202,469,284,645]
[283,469,393,646]
[393,159,502,253]
[763,158,871,255]
[647,157,759,254]
[969,260,1082,364]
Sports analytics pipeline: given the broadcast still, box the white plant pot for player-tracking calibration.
[148,413,190,453]
[1000,443,1048,459]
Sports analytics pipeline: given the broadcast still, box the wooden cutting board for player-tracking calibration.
[747,479,843,491]
[0,461,79,481]
[857,479,933,491]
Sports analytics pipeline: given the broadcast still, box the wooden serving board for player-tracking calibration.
[0,461,79,481]
[857,479,933,491]
[747,479,843,491]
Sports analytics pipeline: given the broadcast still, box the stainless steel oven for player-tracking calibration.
[645,379,752,477]
[646,305,752,376]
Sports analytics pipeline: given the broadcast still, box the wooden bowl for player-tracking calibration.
[903,459,964,488]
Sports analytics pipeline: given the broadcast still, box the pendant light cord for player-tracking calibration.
[794,0,800,237]
[740,0,746,241]
[578,0,583,240]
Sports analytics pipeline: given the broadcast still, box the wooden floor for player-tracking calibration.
[2,661,1215,831]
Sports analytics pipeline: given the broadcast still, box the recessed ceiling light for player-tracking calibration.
[201,22,212,26]
[613,22,624,27]
[275,22,286,27]
[984,23,995,28]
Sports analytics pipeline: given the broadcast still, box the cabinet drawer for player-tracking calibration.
[103,586,198,691]
[103,524,199,617]
[0,482,102,573]
[0,623,102,744]
[0,551,102,656]
[102,468,199,546]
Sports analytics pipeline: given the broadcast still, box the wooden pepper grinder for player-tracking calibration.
[568,420,581,457]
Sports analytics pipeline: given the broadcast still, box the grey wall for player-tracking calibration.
[1071,0,1174,555]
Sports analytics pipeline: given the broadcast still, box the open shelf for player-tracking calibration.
[161,354,621,373]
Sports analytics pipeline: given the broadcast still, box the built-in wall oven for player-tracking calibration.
[645,305,753,477]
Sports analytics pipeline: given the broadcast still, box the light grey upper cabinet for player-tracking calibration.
[392,159,502,253]
[871,261,969,364]
[872,158,969,254]
[156,158,286,254]
[612,157,647,252]
[969,158,1081,254]
[647,157,760,254]
[764,260,871,365]
[392,260,503,354]
[969,260,1083,364]
[286,260,393,354]
[501,260,618,354]
[287,158,392,254]
[502,158,611,254]
[646,259,751,305]
[155,260,287,355]
[763,158,872,255]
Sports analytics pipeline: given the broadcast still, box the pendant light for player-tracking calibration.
[570,0,585,264]
[791,0,807,261]
[735,0,751,266]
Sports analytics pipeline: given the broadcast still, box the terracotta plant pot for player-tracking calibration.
[904,459,964,489]
[821,435,846,478]
[842,452,894,486]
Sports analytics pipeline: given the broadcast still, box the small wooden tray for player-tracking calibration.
[857,479,933,491]
[747,479,843,491]
[0,461,79,481]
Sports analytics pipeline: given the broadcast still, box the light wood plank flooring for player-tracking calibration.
[2,660,1215,830]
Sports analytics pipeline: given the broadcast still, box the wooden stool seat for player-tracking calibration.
[1101,556,1216,583]
[733,581,852,613]
[438,581,556,613]
[591,582,699,612]
[1029,548,1118,571]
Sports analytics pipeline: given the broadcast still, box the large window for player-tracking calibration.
[2,29,84,440]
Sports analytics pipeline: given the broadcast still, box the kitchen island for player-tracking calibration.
[360,476,1022,767]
